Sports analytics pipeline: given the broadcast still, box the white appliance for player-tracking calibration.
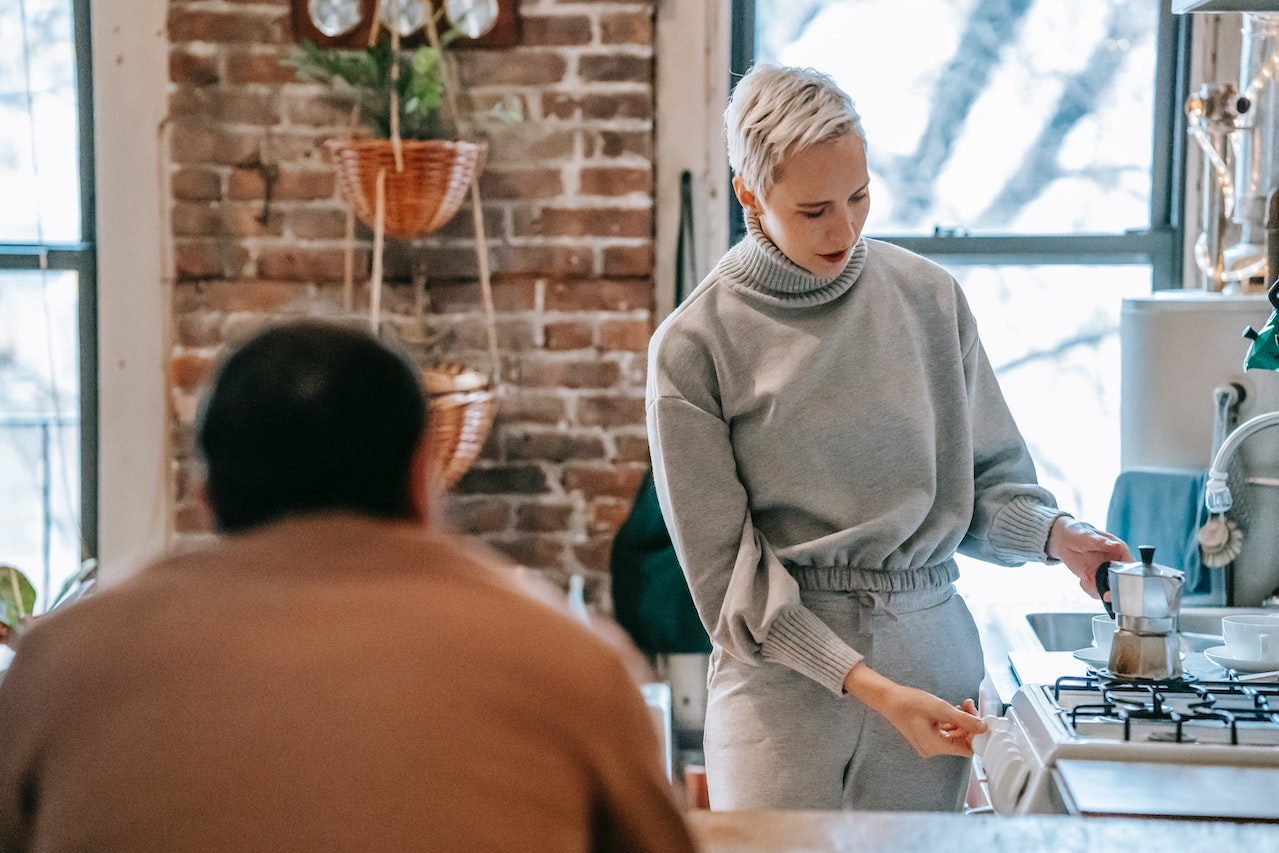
[976,674,1279,820]
[1120,292,1279,605]
[1121,292,1279,470]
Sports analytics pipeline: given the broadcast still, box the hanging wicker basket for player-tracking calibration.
[423,363,499,490]
[327,138,486,239]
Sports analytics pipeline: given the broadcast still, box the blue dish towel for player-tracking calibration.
[1105,467,1211,595]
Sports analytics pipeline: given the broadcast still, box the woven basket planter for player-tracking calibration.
[423,364,498,490]
[327,138,486,239]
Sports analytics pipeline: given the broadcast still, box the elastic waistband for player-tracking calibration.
[790,560,960,594]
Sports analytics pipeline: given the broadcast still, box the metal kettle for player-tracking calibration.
[1094,545,1186,680]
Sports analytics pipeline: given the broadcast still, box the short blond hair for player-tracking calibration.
[725,63,866,197]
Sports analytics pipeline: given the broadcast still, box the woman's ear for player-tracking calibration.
[733,176,761,214]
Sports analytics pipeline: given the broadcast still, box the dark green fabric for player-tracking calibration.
[610,470,712,654]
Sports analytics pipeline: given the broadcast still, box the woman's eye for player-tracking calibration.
[801,209,824,219]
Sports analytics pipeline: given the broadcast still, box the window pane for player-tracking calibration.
[950,264,1151,605]
[0,0,82,244]
[756,0,1158,237]
[0,270,82,614]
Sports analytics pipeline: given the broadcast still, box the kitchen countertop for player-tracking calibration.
[687,809,1279,852]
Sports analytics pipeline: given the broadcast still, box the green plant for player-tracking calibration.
[288,31,461,141]
[0,563,36,642]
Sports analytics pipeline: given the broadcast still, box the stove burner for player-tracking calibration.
[1052,673,1279,744]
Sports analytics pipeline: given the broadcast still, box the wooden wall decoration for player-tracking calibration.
[289,0,518,49]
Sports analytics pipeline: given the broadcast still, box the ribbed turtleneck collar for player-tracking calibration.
[718,212,867,307]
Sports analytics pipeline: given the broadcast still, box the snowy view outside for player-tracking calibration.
[1,0,83,613]
[755,0,1161,604]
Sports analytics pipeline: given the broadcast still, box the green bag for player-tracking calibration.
[609,470,711,655]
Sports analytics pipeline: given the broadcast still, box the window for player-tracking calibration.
[734,0,1186,605]
[0,0,95,613]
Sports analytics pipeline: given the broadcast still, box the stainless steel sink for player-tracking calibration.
[1024,607,1278,653]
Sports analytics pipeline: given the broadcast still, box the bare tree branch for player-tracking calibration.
[976,2,1148,227]
[882,0,1034,226]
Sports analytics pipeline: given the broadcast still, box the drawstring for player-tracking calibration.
[848,590,899,621]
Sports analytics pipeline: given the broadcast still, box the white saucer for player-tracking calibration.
[1204,645,1279,674]
[1072,646,1111,666]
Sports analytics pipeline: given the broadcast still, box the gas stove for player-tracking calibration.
[976,672,1279,819]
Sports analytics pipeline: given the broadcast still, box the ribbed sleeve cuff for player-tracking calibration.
[759,608,864,696]
[991,496,1070,563]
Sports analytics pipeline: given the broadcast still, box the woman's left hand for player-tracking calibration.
[1046,516,1132,598]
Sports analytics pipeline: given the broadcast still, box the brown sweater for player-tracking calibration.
[0,515,697,852]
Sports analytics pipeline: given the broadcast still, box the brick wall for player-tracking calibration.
[165,0,656,601]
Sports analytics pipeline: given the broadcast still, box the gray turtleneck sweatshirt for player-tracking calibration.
[646,219,1063,695]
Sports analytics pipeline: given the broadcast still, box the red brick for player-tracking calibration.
[532,206,651,238]
[563,464,647,500]
[571,535,616,572]
[542,92,579,121]
[478,168,564,200]
[171,202,219,237]
[587,497,632,533]
[168,8,286,44]
[520,14,593,46]
[284,92,358,128]
[491,535,566,570]
[593,130,652,159]
[545,320,595,351]
[517,358,622,389]
[256,247,354,282]
[170,126,262,167]
[581,167,652,196]
[614,433,650,463]
[599,319,651,351]
[169,47,219,84]
[602,244,653,276]
[507,429,606,462]
[172,167,222,201]
[579,54,652,84]
[441,496,512,534]
[582,92,653,121]
[169,351,217,390]
[457,50,567,87]
[425,278,534,312]
[225,49,298,85]
[429,204,503,241]
[221,203,284,237]
[172,89,280,125]
[174,241,249,280]
[228,166,335,201]
[545,278,650,311]
[286,208,350,240]
[174,279,335,314]
[515,501,574,532]
[452,463,551,495]
[577,395,645,428]
[174,311,226,348]
[498,391,569,425]
[600,11,654,45]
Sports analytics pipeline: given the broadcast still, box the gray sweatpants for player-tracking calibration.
[702,584,984,811]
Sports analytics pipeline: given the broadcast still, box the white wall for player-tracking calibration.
[90,0,171,583]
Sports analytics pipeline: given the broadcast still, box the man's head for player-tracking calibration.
[726,64,871,278]
[196,320,428,534]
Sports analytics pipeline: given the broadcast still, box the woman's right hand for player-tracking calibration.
[842,663,986,757]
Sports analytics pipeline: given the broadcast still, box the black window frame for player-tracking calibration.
[729,0,1189,290]
[0,0,98,561]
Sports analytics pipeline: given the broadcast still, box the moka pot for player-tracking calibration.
[1094,546,1186,680]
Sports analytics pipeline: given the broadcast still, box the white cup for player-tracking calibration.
[1092,614,1117,652]
[1221,615,1279,662]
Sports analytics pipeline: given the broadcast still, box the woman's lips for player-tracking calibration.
[819,249,848,263]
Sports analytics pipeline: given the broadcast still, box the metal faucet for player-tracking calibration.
[1205,410,1279,512]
